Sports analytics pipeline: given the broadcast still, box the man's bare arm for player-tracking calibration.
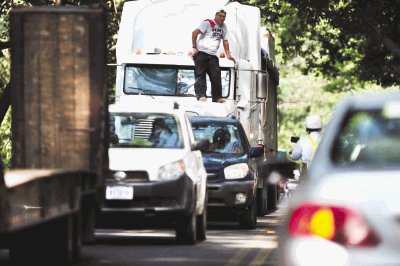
[192,29,202,56]
[223,40,235,63]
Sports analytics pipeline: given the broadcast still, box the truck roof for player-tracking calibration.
[116,0,264,70]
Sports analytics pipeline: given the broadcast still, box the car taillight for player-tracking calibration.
[289,203,380,247]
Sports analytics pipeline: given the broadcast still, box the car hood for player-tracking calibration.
[202,153,248,169]
[108,148,187,180]
[305,170,400,213]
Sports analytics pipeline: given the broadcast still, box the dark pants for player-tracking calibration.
[193,51,222,102]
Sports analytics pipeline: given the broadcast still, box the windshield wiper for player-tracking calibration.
[127,87,155,99]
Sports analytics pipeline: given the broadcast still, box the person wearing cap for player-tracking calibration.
[191,8,235,103]
[290,115,323,175]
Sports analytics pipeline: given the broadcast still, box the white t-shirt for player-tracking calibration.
[196,20,228,56]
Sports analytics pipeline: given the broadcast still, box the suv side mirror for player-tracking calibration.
[191,139,210,152]
[249,146,264,158]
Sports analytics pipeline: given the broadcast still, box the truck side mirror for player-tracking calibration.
[256,73,268,99]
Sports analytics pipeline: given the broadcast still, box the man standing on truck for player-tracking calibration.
[191,8,235,103]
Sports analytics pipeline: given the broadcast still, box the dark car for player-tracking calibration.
[190,117,264,229]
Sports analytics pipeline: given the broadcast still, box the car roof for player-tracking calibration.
[338,91,400,111]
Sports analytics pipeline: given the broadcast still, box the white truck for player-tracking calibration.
[114,0,280,214]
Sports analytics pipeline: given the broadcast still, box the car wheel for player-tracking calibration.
[257,186,267,217]
[267,184,278,212]
[176,210,197,245]
[239,199,257,229]
[196,193,207,241]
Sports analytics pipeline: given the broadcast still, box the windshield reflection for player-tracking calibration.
[124,65,230,97]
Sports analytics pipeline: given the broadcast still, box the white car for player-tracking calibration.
[278,92,400,265]
[98,102,208,244]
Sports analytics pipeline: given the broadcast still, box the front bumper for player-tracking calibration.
[99,174,194,217]
[207,180,255,210]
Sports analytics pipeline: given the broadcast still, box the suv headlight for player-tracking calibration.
[158,160,185,181]
[224,163,249,180]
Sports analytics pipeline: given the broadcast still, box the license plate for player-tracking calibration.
[106,186,134,200]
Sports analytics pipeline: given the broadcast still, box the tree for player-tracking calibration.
[238,0,400,88]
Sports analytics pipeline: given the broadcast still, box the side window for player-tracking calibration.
[184,115,195,146]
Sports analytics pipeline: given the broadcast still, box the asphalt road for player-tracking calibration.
[74,208,285,266]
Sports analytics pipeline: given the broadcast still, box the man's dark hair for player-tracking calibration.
[216,9,226,15]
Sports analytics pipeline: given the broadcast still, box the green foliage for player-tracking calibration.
[0,109,12,168]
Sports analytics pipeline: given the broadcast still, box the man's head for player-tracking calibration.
[214,8,226,25]
[153,118,168,135]
[213,128,231,149]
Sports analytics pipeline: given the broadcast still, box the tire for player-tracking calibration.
[81,196,96,244]
[196,193,207,241]
[10,215,79,264]
[176,211,197,245]
[256,186,267,217]
[239,199,257,229]
[267,184,278,212]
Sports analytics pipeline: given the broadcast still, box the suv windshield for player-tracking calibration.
[110,113,183,149]
[191,122,244,154]
[124,65,230,97]
[332,108,400,167]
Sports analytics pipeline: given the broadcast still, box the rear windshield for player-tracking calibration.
[332,107,400,167]
[110,113,183,149]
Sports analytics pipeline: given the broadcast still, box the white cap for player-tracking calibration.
[305,115,323,130]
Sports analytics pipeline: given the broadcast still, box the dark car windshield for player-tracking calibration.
[109,113,183,149]
[191,122,244,154]
[332,106,400,168]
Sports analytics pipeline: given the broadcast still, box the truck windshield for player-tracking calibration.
[124,65,230,97]
[110,113,183,149]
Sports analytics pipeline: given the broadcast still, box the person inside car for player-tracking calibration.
[212,128,241,153]
[150,118,179,148]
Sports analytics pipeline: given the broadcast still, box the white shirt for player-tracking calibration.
[196,20,228,56]
[291,131,321,164]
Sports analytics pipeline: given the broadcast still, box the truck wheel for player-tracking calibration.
[256,186,267,217]
[239,199,257,229]
[196,193,207,241]
[176,211,197,245]
[81,196,96,244]
[267,184,278,212]
[10,214,79,264]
